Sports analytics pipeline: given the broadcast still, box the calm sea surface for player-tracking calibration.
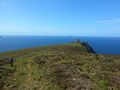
[0,36,120,54]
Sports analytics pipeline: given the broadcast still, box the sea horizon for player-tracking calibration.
[1,35,120,38]
[0,36,120,55]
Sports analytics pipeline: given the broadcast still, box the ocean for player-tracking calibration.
[0,36,120,55]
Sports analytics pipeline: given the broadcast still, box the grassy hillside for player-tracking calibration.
[0,42,120,90]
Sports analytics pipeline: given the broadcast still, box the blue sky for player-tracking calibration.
[0,0,120,36]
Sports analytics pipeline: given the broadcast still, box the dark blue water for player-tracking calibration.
[0,36,120,54]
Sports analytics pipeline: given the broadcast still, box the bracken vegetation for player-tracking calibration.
[0,42,120,90]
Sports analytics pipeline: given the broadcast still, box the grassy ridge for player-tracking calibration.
[0,42,120,90]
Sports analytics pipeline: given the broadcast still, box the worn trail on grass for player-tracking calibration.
[24,57,40,90]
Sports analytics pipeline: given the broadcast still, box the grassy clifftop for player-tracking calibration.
[0,42,120,90]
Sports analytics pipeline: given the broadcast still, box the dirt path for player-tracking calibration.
[24,57,40,90]
[24,62,37,90]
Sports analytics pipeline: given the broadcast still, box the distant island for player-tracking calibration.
[0,41,120,90]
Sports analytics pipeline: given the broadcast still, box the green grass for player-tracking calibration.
[0,42,120,90]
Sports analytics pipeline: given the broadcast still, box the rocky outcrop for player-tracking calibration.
[81,42,96,53]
